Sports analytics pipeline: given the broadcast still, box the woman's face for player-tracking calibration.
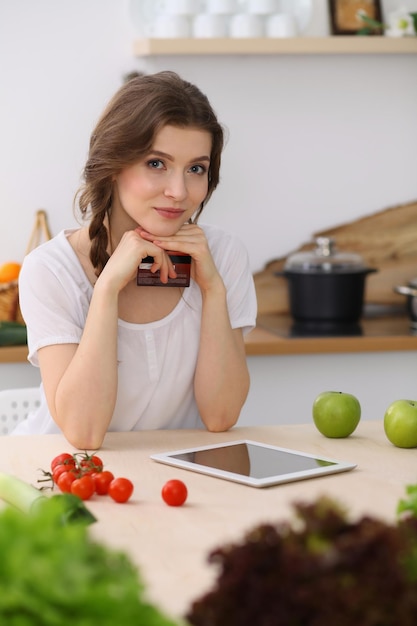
[113,124,212,237]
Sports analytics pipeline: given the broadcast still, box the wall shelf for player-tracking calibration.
[134,36,417,57]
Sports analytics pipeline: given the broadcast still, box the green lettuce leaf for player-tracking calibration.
[0,498,180,626]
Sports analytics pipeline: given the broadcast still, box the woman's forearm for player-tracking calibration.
[48,281,120,449]
[194,283,250,432]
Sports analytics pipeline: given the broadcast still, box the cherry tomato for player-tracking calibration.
[52,463,76,483]
[57,470,77,493]
[71,475,95,501]
[161,479,188,507]
[92,470,115,495]
[108,477,134,503]
[51,453,75,472]
[80,454,104,475]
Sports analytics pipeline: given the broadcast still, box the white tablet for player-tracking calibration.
[151,440,357,488]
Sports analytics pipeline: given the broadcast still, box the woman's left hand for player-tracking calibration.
[139,224,222,293]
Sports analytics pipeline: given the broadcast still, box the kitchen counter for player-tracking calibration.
[245,313,417,355]
[0,421,414,618]
[0,345,28,363]
[1,313,416,363]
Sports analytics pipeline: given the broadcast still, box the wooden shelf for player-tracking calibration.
[134,36,417,57]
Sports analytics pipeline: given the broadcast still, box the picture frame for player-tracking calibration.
[328,0,383,35]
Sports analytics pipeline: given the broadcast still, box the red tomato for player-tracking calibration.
[80,454,104,475]
[161,479,188,507]
[108,477,134,503]
[51,453,75,472]
[57,470,77,493]
[92,470,115,495]
[52,464,76,483]
[71,475,95,501]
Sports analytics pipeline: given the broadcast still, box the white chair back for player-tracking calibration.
[0,387,41,435]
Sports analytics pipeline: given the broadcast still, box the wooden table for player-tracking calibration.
[0,422,415,619]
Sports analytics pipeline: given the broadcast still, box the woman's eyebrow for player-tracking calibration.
[150,149,210,163]
[191,155,211,163]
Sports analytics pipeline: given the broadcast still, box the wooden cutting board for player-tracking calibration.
[254,200,417,315]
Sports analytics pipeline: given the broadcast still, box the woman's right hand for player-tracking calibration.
[98,228,177,292]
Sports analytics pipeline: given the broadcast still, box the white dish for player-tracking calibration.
[280,0,312,34]
[130,0,313,37]
[151,439,357,488]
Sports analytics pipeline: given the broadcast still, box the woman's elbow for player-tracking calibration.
[202,406,241,433]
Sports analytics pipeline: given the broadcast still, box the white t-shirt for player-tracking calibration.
[13,224,257,435]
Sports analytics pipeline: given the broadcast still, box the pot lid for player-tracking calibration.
[284,237,366,272]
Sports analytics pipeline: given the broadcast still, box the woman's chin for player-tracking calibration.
[139,223,183,239]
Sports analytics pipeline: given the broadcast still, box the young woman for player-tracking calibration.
[15,71,257,449]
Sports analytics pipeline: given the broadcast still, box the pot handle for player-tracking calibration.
[394,285,417,297]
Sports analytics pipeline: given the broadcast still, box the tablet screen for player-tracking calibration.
[151,440,356,488]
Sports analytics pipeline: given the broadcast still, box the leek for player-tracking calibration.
[0,471,96,525]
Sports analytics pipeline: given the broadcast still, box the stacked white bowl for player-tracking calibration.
[130,0,303,39]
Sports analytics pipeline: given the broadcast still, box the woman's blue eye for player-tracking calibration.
[147,159,164,169]
[190,164,206,175]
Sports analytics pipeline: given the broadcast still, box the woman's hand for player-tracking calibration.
[99,228,177,292]
[139,224,221,293]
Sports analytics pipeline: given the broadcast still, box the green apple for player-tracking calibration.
[312,391,361,438]
[384,399,417,448]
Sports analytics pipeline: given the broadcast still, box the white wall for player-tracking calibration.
[1,0,417,274]
[0,362,40,390]
[241,351,417,425]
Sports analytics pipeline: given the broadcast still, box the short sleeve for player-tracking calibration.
[18,236,91,366]
[204,225,257,335]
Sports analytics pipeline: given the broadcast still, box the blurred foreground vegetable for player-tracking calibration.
[0,473,181,626]
[0,471,96,525]
[187,489,417,626]
[398,484,417,518]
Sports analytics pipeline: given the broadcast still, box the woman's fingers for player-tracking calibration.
[103,229,175,287]
[138,226,220,287]
[153,253,177,283]
[133,231,177,283]
[140,225,205,255]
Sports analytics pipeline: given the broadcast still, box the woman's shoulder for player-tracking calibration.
[200,223,249,259]
[20,228,86,284]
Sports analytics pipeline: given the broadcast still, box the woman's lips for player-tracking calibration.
[154,208,185,220]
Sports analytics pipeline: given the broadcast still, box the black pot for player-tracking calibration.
[394,278,417,329]
[279,237,377,331]
[283,268,377,326]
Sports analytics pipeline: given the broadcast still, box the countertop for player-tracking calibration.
[1,313,416,363]
[0,345,29,363]
[0,422,414,618]
[245,312,417,355]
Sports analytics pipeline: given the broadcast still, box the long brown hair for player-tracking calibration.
[75,71,224,276]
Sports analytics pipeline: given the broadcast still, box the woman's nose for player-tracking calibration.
[164,172,187,200]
